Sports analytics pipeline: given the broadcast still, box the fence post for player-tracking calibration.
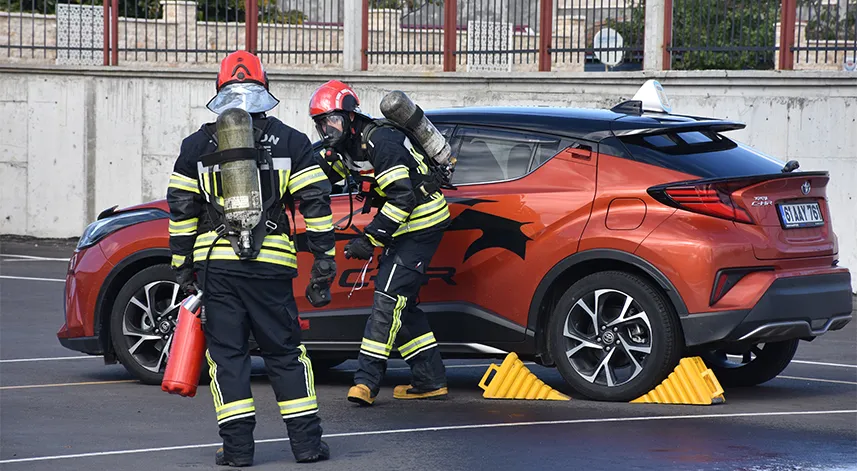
[778,0,796,70]
[443,0,457,72]
[539,0,553,71]
[662,0,672,70]
[103,0,109,65]
[245,0,258,53]
[111,0,118,65]
[343,0,365,71]
[643,0,666,70]
[361,0,369,71]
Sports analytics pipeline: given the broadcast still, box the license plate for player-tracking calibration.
[778,202,824,228]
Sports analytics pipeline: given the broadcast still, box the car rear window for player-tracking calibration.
[620,131,785,178]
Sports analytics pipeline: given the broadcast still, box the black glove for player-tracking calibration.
[306,258,337,307]
[343,236,375,260]
[174,266,197,296]
[309,258,337,286]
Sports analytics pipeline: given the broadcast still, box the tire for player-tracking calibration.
[700,339,799,388]
[547,271,682,402]
[111,264,206,385]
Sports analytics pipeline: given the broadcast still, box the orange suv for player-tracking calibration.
[58,82,853,402]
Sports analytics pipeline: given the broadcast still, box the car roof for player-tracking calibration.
[423,106,741,141]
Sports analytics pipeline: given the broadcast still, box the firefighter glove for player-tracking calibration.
[309,258,337,287]
[174,266,197,296]
[344,236,374,260]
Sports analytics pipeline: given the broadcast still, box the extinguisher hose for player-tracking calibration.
[199,231,226,325]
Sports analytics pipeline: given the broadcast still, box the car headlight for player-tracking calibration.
[77,208,168,250]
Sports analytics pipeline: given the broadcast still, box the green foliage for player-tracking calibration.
[603,1,646,65]
[671,0,780,70]
[801,0,856,41]
[1,0,159,18]
[599,0,783,70]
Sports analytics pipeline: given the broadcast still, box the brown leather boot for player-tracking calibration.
[347,384,376,406]
[393,385,448,400]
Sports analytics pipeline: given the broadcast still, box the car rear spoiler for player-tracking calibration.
[612,120,747,137]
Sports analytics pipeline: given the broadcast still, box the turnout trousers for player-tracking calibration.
[200,271,322,462]
[354,229,447,396]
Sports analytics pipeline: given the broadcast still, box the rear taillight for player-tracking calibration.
[650,181,753,224]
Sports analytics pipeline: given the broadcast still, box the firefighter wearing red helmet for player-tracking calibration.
[167,51,333,466]
[308,80,449,406]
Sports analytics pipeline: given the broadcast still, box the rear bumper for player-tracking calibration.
[681,272,853,347]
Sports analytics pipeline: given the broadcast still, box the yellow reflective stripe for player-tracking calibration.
[380,203,409,223]
[297,345,315,397]
[216,398,255,421]
[194,232,295,253]
[409,195,446,220]
[410,149,429,175]
[206,350,222,408]
[394,204,450,237]
[332,160,347,178]
[325,247,336,257]
[171,254,186,268]
[169,218,198,235]
[305,215,334,232]
[366,234,384,247]
[192,247,297,268]
[385,296,406,352]
[278,395,318,416]
[278,169,290,198]
[361,338,391,356]
[398,332,437,358]
[288,166,326,194]
[375,165,409,189]
[169,172,199,193]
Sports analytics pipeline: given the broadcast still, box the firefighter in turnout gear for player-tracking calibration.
[167,51,334,466]
[308,80,450,405]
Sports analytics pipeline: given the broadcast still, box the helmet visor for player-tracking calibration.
[206,83,279,115]
[314,113,347,146]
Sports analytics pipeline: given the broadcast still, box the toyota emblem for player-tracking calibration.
[801,181,811,195]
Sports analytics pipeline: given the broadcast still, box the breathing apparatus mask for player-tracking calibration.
[314,111,351,149]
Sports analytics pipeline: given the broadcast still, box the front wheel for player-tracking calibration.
[110,264,206,385]
[548,271,683,402]
[700,339,799,387]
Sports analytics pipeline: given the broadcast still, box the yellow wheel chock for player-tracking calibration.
[631,356,726,405]
[478,352,570,400]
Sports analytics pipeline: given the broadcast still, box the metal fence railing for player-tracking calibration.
[2,0,852,71]
[2,0,105,64]
[667,0,782,70]
[552,0,645,71]
[793,0,856,69]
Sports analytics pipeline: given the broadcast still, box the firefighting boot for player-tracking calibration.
[347,384,376,406]
[215,446,254,467]
[294,440,330,463]
[393,384,449,400]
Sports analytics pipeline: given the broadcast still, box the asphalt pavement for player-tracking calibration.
[1,238,856,471]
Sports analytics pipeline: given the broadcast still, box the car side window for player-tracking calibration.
[451,127,561,184]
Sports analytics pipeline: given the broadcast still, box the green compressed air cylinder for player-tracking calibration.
[216,107,262,256]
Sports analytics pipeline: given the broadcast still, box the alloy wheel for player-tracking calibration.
[120,280,182,373]
[562,289,653,387]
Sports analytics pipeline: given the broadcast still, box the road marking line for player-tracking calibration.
[1,409,854,464]
[0,275,65,283]
[0,380,137,390]
[778,375,857,386]
[0,254,69,261]
[791,360,857,369]
[0,355,102,363]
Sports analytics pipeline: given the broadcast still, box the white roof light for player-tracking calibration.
[632,79,672,114]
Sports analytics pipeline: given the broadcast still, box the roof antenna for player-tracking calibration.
[781,160,800,173]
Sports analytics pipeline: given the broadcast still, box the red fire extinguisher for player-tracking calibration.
[161,290,206,397]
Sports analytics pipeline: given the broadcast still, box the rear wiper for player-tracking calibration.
[781,160,800,173]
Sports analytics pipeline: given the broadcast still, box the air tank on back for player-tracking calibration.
[379,90,456,170]
[216,107,262,258]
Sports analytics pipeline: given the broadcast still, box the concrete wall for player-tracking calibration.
[1,66,855,282]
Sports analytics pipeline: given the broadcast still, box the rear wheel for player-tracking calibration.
[548,271,682,401]
[700,339,799,387]
[110,264,206,385]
